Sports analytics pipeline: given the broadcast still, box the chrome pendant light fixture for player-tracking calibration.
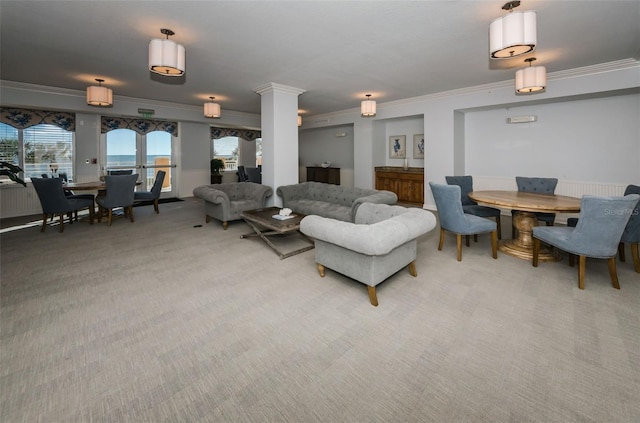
[86,78,113,107]
[149,28,185,76]
[361,94,376,117]
[490,1,536,59]
[204,97,221,118]
[515,57,546,94]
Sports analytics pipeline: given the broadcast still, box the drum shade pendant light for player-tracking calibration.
[490,1,536,59]
[86,78,113,107]
[149,28,185,76]
[515,57,546,94]
[361,94,376,117]
[204,97,221,118]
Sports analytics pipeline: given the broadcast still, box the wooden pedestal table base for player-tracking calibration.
[501,211,560,262]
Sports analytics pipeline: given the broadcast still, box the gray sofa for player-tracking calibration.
[276,181,397,222]
[193,182,273,229]
[300,202,437,306]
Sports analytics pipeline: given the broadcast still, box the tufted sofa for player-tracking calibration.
[276,181,398,222]
[193,182,273,229]
[300,202,437,306]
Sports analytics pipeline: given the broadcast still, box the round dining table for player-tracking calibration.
[468,190,581,261]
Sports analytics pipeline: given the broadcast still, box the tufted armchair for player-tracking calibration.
[193,182,273,229]
[533,194,640,289]
[445,175,502,239]
[300,202,437,306]
[513,176,559,238]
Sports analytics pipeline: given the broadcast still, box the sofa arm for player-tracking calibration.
[193,185,230,205]
[243,183,273,205]
[276,183,306,204]
[350,191,398,221]
[300,210,435,256]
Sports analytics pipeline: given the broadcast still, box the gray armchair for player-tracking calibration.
[445,175,502,239]
[31,177,95,232]
[513,176,558,238]
[429,182,498,262]
[96,174,138,226]
[193,182,273,229]
[134,170,166,213]
[532,194,640,289]
[300,203,437,306]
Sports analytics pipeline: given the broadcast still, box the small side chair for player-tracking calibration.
[445,175,502,239]
[134,170,166,214]
[96,174,138,226]
[429,182,498,262]
[532,194,640,289]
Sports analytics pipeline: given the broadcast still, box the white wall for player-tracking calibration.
[298,124,354,186]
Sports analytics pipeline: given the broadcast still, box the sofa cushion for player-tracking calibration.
[286,199,352,222]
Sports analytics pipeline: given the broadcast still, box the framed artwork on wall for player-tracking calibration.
[389,135,406,159]
[413,134,425,159]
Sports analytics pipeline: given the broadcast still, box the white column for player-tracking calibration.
[254,83,306,206]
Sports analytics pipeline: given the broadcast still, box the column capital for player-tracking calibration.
[254,82,306,96]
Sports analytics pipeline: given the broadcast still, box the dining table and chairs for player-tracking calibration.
[31,177,95,232]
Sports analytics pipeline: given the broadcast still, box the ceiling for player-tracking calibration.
[1,1,639,117]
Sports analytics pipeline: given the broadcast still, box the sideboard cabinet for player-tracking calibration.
[307,166,340,185]
[374,166,424,205]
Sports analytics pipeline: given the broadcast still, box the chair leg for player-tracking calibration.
[317,264,325,277]
[618,242,626,262]
[456,234,463,262]
[40,213,48,232]
[496,215,502,240]
[97,206,103,223]
[569,254,575,267]
[107,209,113,226]
[153,199,159,214]
[608,257,620,289]
[438,228,445,251]
[128,206,134,222]
[473,234,478,243]
[58,214,64,233]
[465,235,470,247]
[578,255,586,290]
[408,261,417,277]
[490,231,498,259]
[631,243,640,273]
[88,205,94,225]
[222,221,228,230]
[532,238,540,267]
[367,286,378,307]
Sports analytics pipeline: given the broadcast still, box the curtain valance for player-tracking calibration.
[0,107,75,131]
[101,116,178,136]
[211,127,261,141]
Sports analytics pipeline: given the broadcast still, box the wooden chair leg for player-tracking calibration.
[465,235,470,247]
[532,238,540,267]
[317,263,325,277]
[97,206,103,223]
[222,221,228,230]
[496,215,502,240]
[631,243,640,273]
[578,255,586,290]
[438,228,445,251]
[408,261,417,277]
[618,242,626,262]
[153,199,159,213]
[456,234,462,262]
[490,231,498,259]
[88,206,94,224]
[608,257,620,289]
[367,286,378,307]
[128,206,134,222]
[41,213,48,232]
[58,214,64,233]
[107,209,113,226]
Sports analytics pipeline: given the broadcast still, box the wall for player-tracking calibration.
[298,124,355,187]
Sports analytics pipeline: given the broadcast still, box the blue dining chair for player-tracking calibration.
[429,182,498,262]
[445,175,502,239]
[134,170,166,214]
[513,176,558,238]
[96,174,138,226]
[31,177,95,232]
[532,194,640,289]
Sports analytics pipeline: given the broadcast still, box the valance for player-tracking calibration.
[211,127,261,141]
[0,107,75,131]
[101,116,178,136]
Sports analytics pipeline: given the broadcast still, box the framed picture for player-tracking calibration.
[413,134,425,159]
[389,135,406,159]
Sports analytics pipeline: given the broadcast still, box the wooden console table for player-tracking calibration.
[307,166,340,185]
[375,166,424,206]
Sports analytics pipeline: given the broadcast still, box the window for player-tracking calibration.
[212,136,239,171]
[255,138,262,166]
[0,122,74,181]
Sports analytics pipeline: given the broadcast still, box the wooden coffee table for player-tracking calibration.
[240,207,314,259]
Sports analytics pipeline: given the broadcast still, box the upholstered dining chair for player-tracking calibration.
[512,176,559,238]
[532,194,640,289]
[107,169,134,176]
[31,177,95,232]
[568,184,640,273]
[445,175,502,239]
[133,170,166,214]
[96,174,138,226]
[429,182,498,262]
[236,166,249,182]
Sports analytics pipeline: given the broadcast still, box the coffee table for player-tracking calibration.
[240,207,314,259]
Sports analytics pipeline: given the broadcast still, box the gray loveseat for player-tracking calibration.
[193,182,273,229]
[276,181,397,222]
[300,202,437,306]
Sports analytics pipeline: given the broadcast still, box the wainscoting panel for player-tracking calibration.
[0,184,42,219]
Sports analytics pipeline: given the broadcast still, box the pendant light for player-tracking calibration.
[490,1,536,59]
[361,94,376,117]
[204,97,221,118]
[149,28,185,76]
[86,78,113,107]
[515,57,546,94]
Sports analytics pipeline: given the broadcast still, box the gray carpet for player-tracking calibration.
[1,198,639,423]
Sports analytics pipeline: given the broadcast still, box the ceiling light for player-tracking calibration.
[515,57,546,94]
[149,28,185,76]
[490,1,536,59]
[204,97,221,118]
[361,94,376,117]
[297,115,302,126]
[86,78,113,107]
